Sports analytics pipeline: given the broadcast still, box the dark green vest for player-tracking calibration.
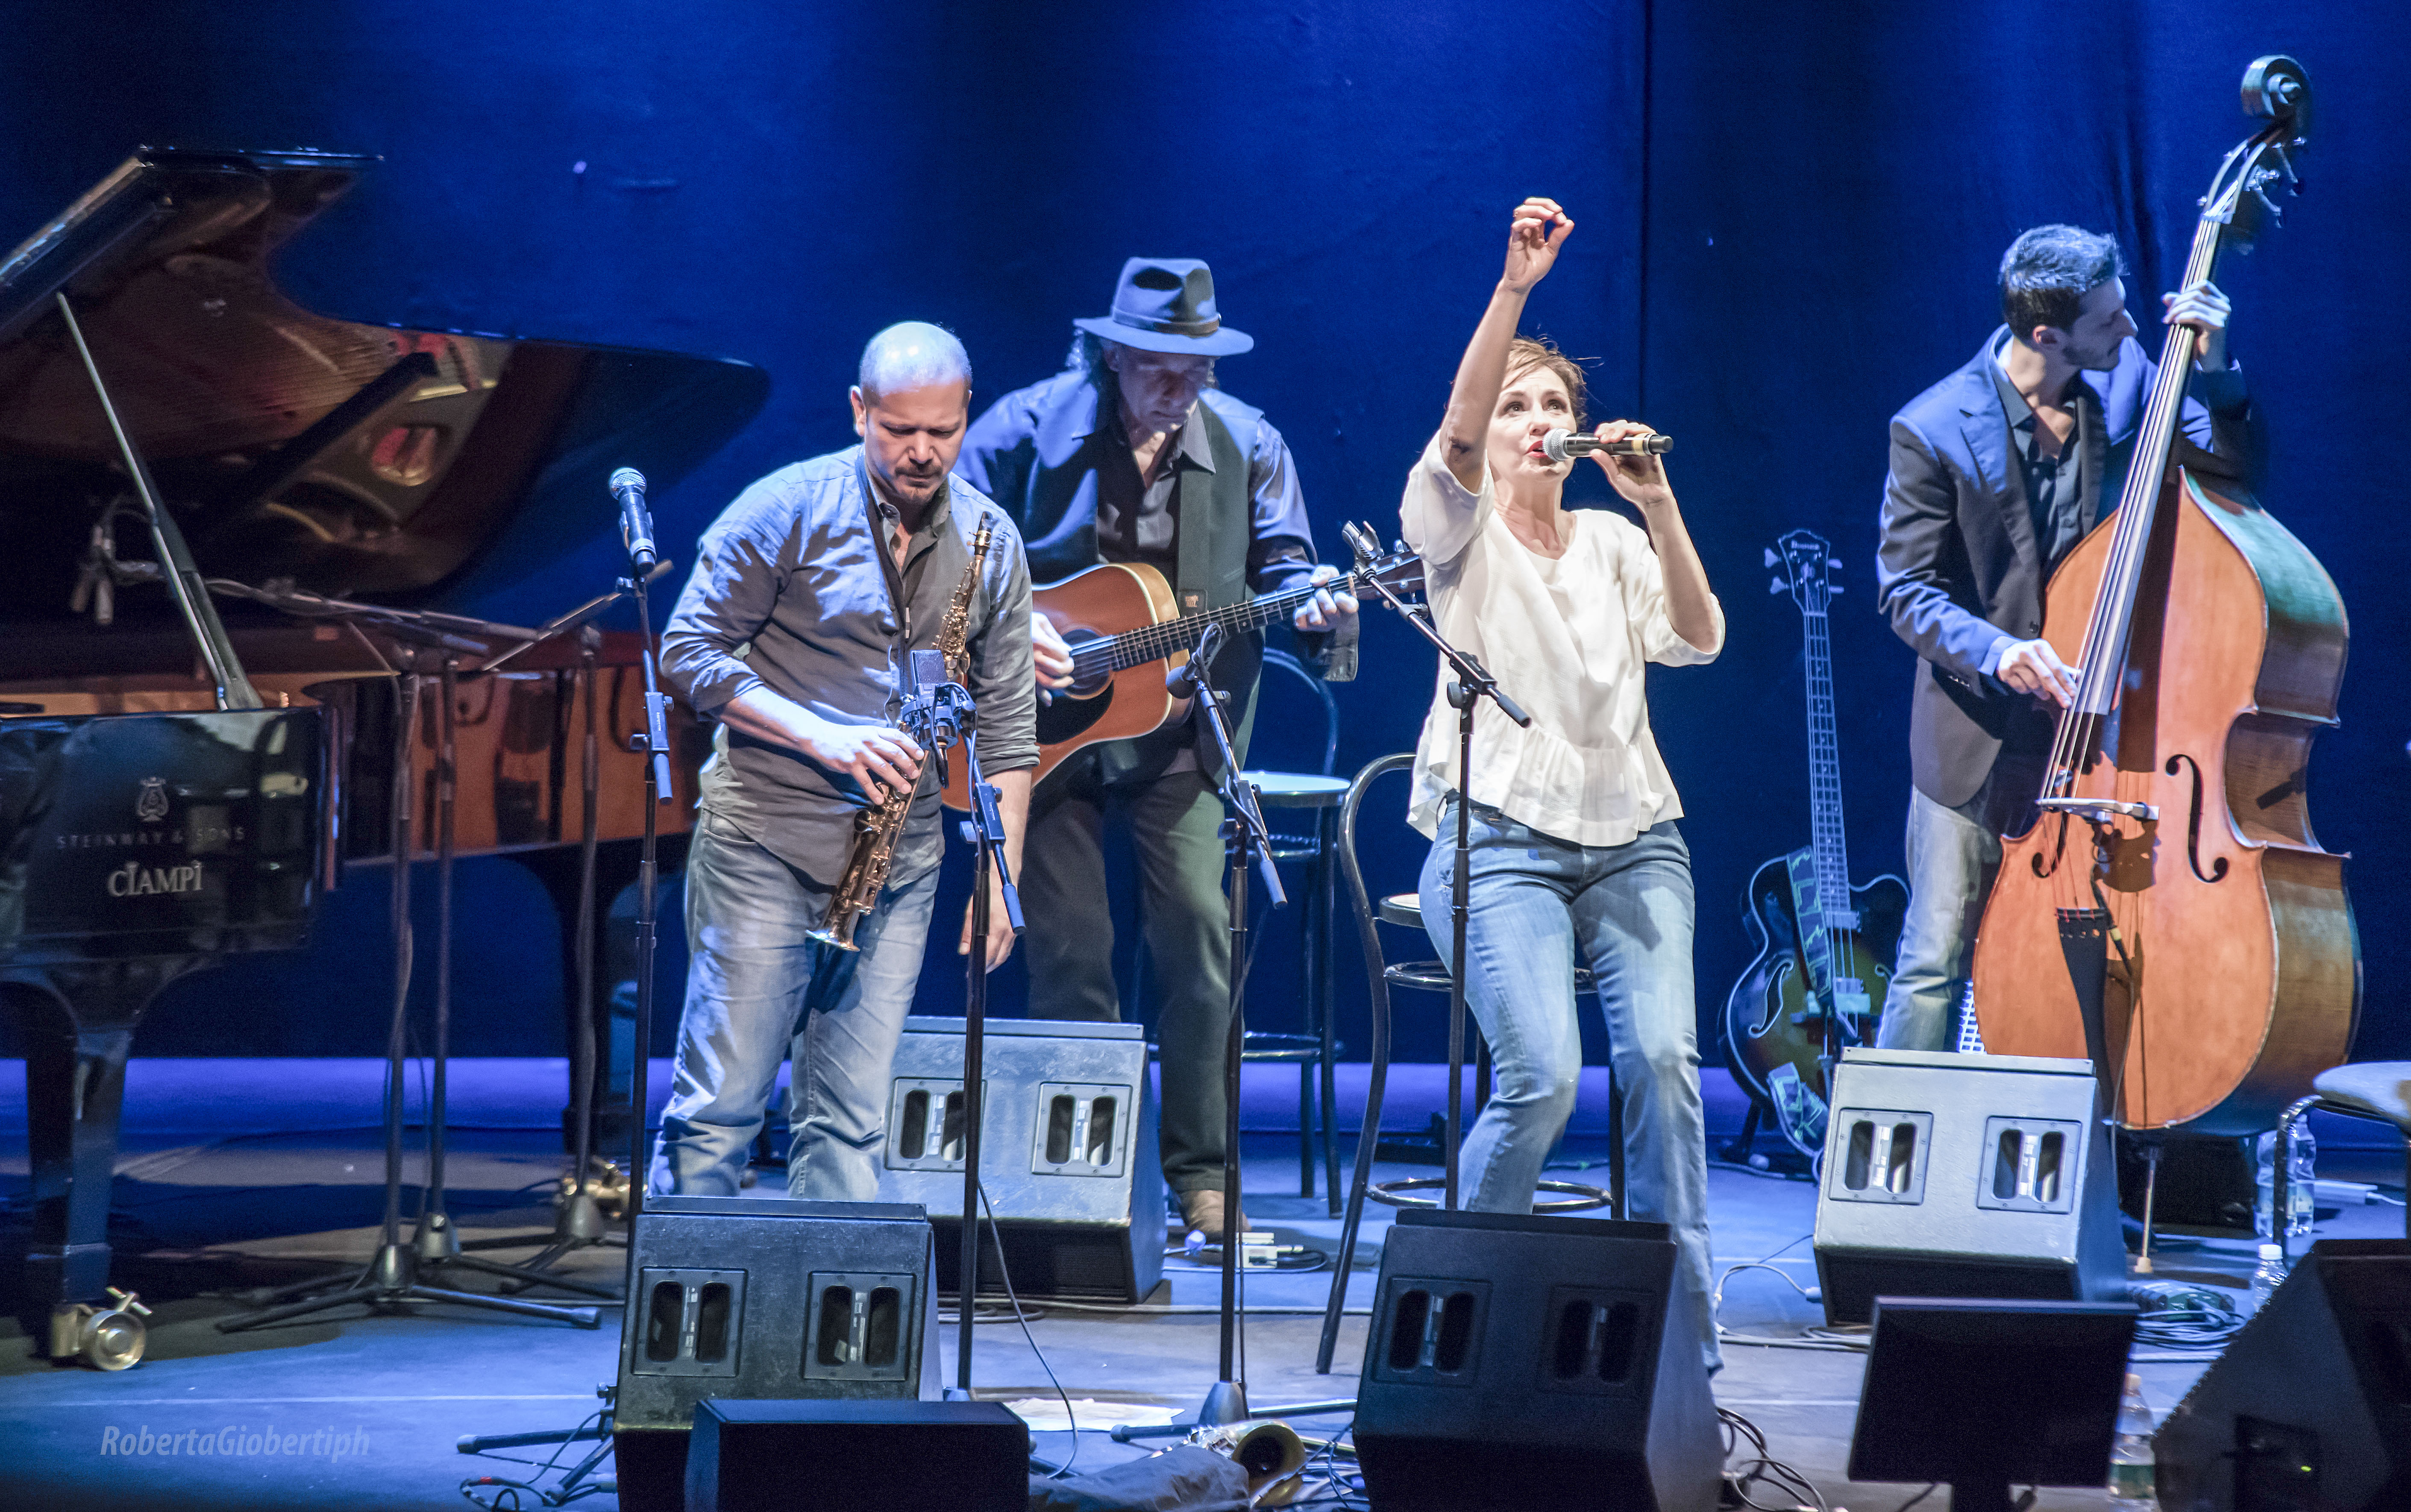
[1095,397,1261,785]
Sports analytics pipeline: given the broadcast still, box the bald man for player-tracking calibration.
[653,322,1038,1199]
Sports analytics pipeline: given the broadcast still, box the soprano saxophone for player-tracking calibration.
[808,518,993,951]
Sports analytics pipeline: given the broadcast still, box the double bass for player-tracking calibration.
[1971,56,2355,1136]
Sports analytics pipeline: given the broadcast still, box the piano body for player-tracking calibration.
[0,147,764,1357]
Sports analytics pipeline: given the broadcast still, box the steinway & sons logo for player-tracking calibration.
[46,775,233,900]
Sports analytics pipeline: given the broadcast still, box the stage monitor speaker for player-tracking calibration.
[685,1398,1028,1512]
[1812,1048,2127,1324]
[2155,1239,2411,1511]
[873,1015,1165,1302]
[611,1198,940,1512]
[1351,1209,1721,1512]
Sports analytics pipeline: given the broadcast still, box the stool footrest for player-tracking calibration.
[1365,1176,1609,1213]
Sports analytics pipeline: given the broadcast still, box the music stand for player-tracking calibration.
[1847,1297,2138,1512]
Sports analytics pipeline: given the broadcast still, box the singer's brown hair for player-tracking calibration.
[1503,336,1589,429]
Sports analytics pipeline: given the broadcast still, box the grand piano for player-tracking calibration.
[0,147,765,1360]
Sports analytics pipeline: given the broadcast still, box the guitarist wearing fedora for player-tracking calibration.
[1873,225,2256,1052]
[957,258,1356,1240]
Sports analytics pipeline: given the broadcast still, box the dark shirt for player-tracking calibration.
[659,446,1037,887]
[958,370,1356,672]
[1987,331,2091,567]
[1090,384,1317,592]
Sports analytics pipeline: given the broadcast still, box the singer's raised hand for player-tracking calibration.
[1589,420,1672,509]
[1502,197,1572,293]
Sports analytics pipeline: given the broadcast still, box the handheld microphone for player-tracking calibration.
[1166,621,1225,697]
[1542,428,1673,463]
[610,466,657,571]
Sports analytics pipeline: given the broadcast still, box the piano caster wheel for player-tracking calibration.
[50,1288,153,1371]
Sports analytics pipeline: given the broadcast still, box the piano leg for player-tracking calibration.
[15,958,194,1359]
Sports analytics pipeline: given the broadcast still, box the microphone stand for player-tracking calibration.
[917,671,1024,1400]
[1176,624,1287,1428]
[218,619,602,1334]
[450,492,679,1502]
[1338,522,1528,1212]
[452,564,678,1289]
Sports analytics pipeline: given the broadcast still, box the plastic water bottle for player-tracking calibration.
[2249,1241,2288,1313]
[2251,1122,2317,1242]
[2107,1372,2158,1510]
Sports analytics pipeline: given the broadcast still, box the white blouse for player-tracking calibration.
[1401,432,1724,847]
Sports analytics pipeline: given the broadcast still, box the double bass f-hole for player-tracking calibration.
[2164,752,2230,884]
[2030,812,2071,879]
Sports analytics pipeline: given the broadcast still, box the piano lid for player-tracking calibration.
[0,147,768,618]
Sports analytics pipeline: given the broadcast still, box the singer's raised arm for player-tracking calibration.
[1437,198,1572,494]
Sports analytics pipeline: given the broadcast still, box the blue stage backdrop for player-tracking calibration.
[1,2,2402,1071]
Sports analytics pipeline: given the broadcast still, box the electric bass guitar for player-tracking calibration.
[940,547,1422,808]
[1721,528,1907,1160]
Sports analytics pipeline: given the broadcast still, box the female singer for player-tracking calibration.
[1401,196,1724,1371]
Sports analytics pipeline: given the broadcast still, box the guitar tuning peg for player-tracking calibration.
[1763,548,1779,569]
[1828,583,1844,595]
[1828,557,1843,570]
[1770,577,1786,595]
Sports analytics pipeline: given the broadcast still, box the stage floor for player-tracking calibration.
[1,1058,2404,1511]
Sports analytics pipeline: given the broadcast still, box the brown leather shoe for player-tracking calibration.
[1179,1187,1251,1242]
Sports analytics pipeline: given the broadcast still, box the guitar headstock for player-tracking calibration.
[1766,528,1840,615]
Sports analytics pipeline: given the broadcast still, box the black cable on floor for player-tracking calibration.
[978,1178,1080,1479]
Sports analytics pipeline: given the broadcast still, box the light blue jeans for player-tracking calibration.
[1419,798,1719,1372]
[1876,786,2000,1052]
[652,809,937,1200]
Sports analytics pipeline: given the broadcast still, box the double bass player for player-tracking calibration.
[1871,225,2257,1052]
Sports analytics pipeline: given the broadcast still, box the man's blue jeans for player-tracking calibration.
[1419,799,1719,1372]
[1876,786,2000,1052]
[652,809,937,1200]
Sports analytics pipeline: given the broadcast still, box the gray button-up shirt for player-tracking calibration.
[660,446,1037,888]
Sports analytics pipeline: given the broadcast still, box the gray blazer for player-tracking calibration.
[1875,327,2254,814]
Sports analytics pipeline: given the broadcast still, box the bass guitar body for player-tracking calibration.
[1724,854,1907,1152]
[1971,467,2358,1134]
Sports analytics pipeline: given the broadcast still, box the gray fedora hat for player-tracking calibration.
[1072,257,1255,356]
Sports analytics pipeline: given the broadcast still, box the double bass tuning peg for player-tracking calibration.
[1769,577,1787,595]
[1763,548,1779,569]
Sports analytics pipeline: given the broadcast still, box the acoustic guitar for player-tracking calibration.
[1721,528,1907,1160]
[940,547,1422,809]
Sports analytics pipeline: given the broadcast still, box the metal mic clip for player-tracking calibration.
[1341,520,1380,568]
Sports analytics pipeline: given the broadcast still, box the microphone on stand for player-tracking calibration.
[1542,428,1673,462]
[1167,621,1225,698]
[610,466,657,571]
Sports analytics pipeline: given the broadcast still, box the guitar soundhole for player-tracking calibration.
[1036,673,1112,745]
[1059,626,1114,700]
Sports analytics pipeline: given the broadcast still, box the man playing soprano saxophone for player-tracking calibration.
[654,323,1039,1199]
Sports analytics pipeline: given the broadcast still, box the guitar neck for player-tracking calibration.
[1090,573,1354,674]
[1802,606,1852,908]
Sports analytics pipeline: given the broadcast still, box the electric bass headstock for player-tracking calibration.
[1767,527,1841,616]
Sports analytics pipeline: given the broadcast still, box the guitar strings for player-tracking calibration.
[1060,566,1383,677]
